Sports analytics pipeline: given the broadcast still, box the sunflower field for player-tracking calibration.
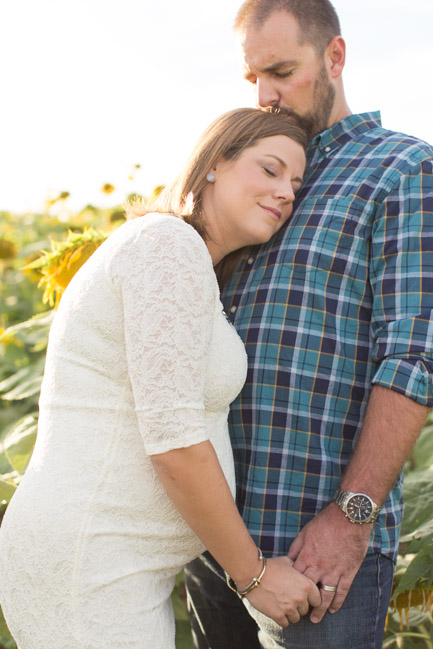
[0,193,432,649]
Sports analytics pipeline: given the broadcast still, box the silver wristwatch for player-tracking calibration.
[333,489,381,524]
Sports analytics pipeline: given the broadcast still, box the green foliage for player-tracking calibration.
[384,411,433,648]
[1,415,38,475]
[401,468,433,539]
[174,573,194,649]
[409,418,433,470]
[0,479,16,504]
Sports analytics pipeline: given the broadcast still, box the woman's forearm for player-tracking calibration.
[151,440,261,587]
[151,439,321,626]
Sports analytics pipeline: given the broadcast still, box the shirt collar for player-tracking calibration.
[309,111,382,157]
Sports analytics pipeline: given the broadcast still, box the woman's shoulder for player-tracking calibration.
[106,212,215,282]
[114,212,206,250]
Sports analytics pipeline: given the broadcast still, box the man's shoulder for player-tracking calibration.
[355,123,433,166]
[322,112,433,165]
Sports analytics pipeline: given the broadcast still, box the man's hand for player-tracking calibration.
[288,503,373,623]
[287,387,428,624]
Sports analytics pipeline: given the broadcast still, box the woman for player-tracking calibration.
[0,108,320,649]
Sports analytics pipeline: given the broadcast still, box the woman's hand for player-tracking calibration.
[152,441,320,627]
[244,556,321,627]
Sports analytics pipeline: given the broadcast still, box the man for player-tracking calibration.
[185,1,433,647]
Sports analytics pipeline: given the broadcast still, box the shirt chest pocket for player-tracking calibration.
[286,205,371,289]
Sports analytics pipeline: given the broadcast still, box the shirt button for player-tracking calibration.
[247,257,255,265]
[325,146,331,152]
[230,305,237,314]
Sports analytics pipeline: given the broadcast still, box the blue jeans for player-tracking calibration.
[184,551,394,649]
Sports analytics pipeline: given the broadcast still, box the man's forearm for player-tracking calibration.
[288,384,429,623]
[339,384,429,504]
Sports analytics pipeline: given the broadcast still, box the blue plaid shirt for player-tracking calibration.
[222,112,433,561]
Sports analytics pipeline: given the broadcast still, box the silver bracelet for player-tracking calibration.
[225,548,267,598]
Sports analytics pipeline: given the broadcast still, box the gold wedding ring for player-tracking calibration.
[321,584,337,592]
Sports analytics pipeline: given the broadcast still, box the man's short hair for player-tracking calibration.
[234,0,341,54]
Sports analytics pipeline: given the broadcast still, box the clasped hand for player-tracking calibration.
[288,503,372,623]
[243,504,372,628]
[245,555,320,627]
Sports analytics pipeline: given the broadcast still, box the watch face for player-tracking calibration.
[346,494,373,522]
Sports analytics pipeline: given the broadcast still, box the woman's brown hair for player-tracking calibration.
[127,107,308,287]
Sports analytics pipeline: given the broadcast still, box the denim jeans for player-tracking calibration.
[184,551,394,649]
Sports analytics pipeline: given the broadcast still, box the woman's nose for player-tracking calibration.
[275,181,295,203]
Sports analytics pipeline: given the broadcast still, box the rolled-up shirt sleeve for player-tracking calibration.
[370,155,433,406]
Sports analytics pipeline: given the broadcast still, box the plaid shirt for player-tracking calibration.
[222,112,433,561]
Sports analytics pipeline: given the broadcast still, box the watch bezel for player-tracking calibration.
[345,493,374,523]
[333,489,380,524]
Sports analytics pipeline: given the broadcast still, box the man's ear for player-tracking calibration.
[326,36,346,79]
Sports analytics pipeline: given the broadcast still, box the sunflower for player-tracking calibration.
[26,228,108,308]
[0,238,17,260]
[46,191,71,208]
[388,583,433,630]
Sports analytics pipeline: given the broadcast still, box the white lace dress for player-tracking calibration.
[0,214,247,649]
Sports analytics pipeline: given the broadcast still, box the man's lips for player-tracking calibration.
[260,204,282,220]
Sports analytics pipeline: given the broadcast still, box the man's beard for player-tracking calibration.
[270,64,336,141]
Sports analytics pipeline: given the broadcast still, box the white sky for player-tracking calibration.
[1,0,432,213]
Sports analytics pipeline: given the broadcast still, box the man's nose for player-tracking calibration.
[256,78,280,108]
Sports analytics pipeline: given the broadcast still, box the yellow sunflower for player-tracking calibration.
[389,583,433,630]
[0,238,17,260]
[26,228,108,308]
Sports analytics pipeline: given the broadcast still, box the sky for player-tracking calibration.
[1,0,432,213]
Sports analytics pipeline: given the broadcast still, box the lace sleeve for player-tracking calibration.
[109,215,218,454]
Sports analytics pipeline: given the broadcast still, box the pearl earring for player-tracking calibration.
[206,172,215,182]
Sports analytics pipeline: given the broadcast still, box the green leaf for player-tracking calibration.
[0,311,53,349]
[0,451,13,476]
[173,573,194,648]
[174,620,193,649]
[407,532,433,554]
[401,520,433,545]
[384,632,432,649]
[381,636,397,649]
[0,478,17,503]
[0,607,10,637]
[0,357,45,400]
[411,423,433,470]
[386,607,432,632]
[2,415,37,474]
[172,572,189,622]
[401,466,433,536]
[392,544,433,597]
[383,628,432,649]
